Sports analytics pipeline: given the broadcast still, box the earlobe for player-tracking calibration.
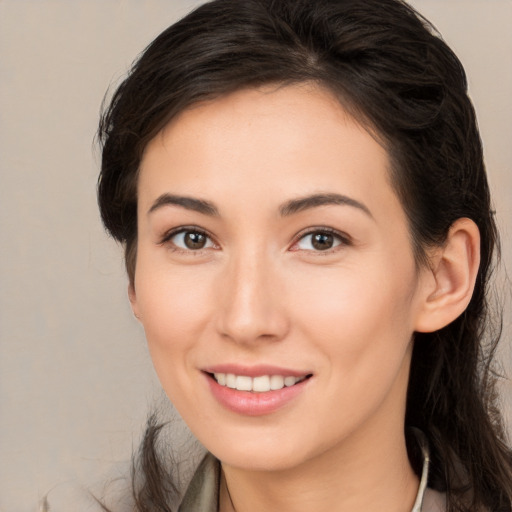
[414,218,480,333]
[128,283,141,322]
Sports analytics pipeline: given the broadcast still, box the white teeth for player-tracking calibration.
[226,373,236,388]
[284,376,297,387]
[269,375,284,390]
[213,373,306,392]
[235,375,252,391]
[252,375,270,392]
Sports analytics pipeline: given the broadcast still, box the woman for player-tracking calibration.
[97,0,512,511]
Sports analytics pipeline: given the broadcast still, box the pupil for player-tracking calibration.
[312,233,333,250]
[185,232,206,249]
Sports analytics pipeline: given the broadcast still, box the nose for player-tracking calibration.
[216,252,290,345]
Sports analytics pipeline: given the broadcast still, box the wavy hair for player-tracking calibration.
[97,0,512,510]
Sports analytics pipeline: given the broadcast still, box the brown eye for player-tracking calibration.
[295,230,346,252]
[169,230,214,250]
[312,233,334,250]
[184,232,207,249]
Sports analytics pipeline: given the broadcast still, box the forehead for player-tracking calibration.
[138,84,399,221]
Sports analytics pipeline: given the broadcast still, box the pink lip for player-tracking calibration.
[203,370,312,416]
[203,364,309,378]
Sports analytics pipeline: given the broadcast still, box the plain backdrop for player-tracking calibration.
[0,1,511,510]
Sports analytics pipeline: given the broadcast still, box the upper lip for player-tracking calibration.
[202,364,312,378]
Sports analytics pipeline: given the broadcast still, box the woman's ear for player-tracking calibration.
[128,283,142,322]
[414,218,481,333]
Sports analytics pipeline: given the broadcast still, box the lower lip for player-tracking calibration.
[205,374,310,416]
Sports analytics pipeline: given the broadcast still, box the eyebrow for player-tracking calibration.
[279,193,373,218]
[148,192,372,219]
[148,194,219,216]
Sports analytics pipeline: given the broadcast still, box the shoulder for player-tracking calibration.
[422,487,447,512]
[40,477,134,512]
[178,453,220,512]
[39,484,102,512]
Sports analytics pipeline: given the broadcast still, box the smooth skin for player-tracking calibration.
[130,84,480,512]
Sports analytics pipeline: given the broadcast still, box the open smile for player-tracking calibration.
[212,373,309,392]
[203,368,313,415]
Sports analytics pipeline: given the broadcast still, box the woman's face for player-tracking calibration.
[132,84,432,471]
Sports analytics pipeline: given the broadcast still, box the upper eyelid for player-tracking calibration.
[158,225,351,249]
[293,227,352,244]
[159,225,216,245]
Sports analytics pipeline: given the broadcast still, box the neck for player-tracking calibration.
[219,426,419,512]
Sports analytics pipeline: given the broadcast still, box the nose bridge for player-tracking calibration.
[217,246,288,344]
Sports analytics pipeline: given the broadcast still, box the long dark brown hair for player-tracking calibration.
[97,0,512,510]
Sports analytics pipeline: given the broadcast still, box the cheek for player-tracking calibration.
[284,262,418,446]
[290,258,418,377]
[134,265,221,417]
[134,260,217,368]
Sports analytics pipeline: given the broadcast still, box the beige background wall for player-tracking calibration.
[0,1,510,510]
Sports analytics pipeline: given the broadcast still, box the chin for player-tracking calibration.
[215,446,307,472]
[198,424,326,472]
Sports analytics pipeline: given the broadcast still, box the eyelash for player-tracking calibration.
[290,227,352,254]
[159,226,217,254]
[159,226,352,254]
